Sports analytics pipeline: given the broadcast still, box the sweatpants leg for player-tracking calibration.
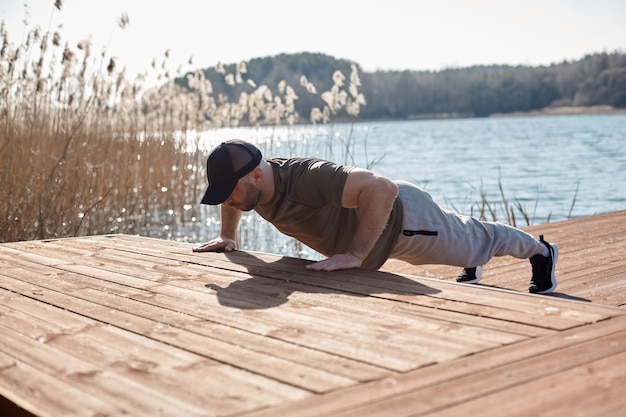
[389,181,545,267]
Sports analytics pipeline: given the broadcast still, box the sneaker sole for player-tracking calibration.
[456,266,483,284]
[534,244,558,294]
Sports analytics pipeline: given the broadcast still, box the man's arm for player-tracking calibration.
[305,168,398,271]
[192,205,242,252]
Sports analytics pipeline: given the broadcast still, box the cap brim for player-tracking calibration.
[200,179,237,205]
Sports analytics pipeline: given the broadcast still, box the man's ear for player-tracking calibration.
[251,166,263,183]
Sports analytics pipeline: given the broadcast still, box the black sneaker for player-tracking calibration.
[529,235,558,294]
[456,266,483,284]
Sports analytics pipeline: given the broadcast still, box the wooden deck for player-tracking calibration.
[1,210,625,416]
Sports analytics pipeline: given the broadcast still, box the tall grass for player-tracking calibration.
[0,6,366,246]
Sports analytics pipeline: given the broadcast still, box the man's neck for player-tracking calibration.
[258,159,275,205]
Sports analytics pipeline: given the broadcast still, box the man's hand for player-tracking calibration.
[192,237,237,253]
[305,253,362,271]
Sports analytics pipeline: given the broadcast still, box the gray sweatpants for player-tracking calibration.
[389,181,545,268]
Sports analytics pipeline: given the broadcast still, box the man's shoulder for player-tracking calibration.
[267,156,326,166]
[267,157,352,189]
[267,157,352,172]
[267,157,331,173]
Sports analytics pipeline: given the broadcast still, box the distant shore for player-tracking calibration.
[402,105,626,122]
[490,105,626,118]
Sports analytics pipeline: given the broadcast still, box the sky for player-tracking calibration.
[2,0,625,81]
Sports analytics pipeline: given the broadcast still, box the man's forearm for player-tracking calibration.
[220,205,242,240]
[348,177,398,262]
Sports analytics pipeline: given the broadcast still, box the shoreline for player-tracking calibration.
[489,105,626,118]
[361,106,626,123]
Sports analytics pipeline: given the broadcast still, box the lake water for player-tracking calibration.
[176,114,626,258]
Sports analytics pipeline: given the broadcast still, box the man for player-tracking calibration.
[193,139,558,294]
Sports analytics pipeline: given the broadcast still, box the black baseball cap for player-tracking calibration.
[200,140,263,205]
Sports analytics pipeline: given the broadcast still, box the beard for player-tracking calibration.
[239,180,263,211]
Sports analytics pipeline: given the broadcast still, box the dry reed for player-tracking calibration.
[0,7,365,245]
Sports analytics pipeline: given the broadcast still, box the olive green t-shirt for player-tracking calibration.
[254,157,403,269]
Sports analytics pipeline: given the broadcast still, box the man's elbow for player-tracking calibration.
[376,176,399,202]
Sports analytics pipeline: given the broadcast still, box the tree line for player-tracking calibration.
[177,50,626,122]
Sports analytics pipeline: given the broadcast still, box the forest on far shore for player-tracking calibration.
[178,50,626,122]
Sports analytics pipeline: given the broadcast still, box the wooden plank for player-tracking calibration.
[0,350,120,417]
[0,245,540,363]
[0,271,355,394]
[1,256,418,374]
[200,254,618,328]
[0,289,309,415]
[238,314,626,417]
[0,244,576,354]
[417,350,626,417]
[3,232,620,334]
[2,236,620,370]
[0,257,489,374]
[0,324,212,417]
[114,228,626,311]
[1,210,625,417]
[321,329,626,417]
[47,236,617,328]
[0,287,383,382]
